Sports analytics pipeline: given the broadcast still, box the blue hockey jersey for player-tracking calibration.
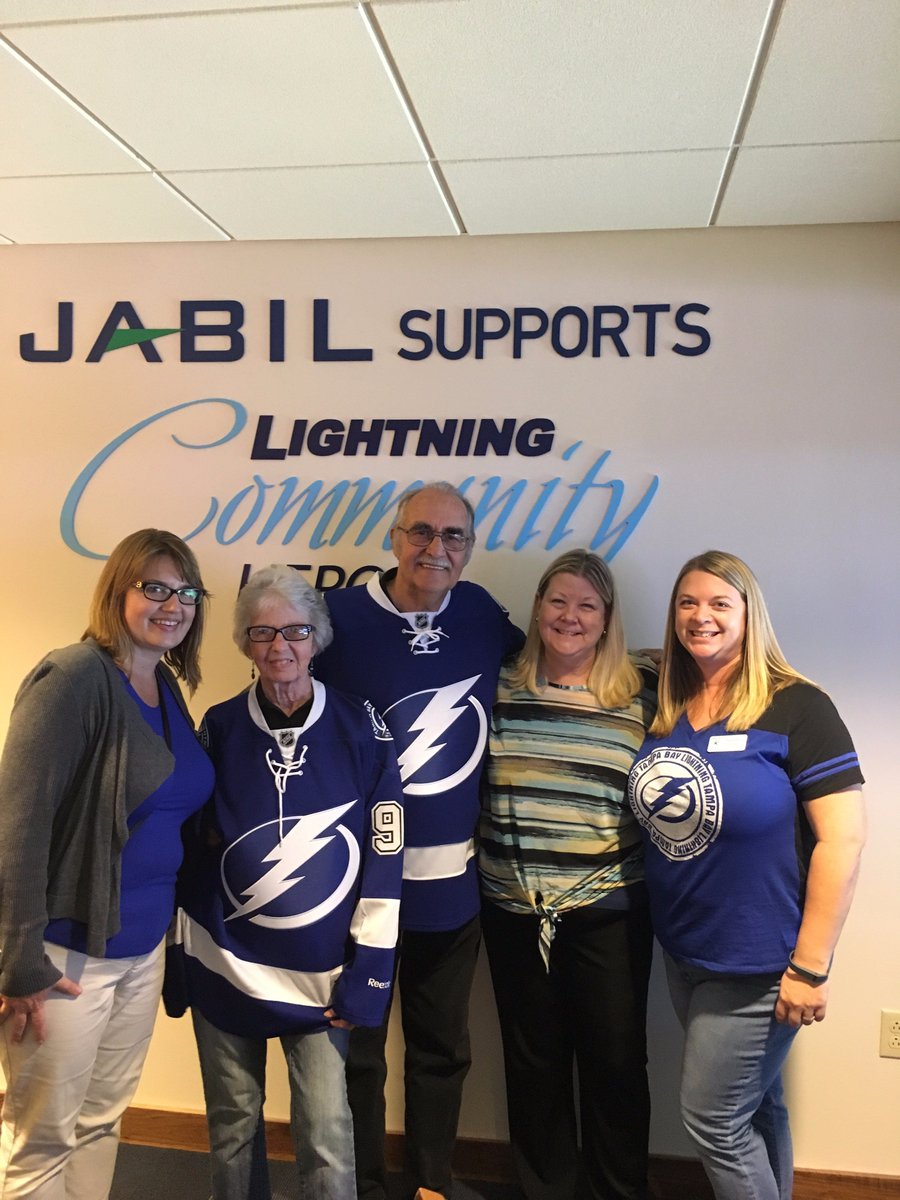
[628,682,863,974]
[178,680,403,1037]
[316,571,524,933]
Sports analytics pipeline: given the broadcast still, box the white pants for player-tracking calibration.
[0,940,164,1200]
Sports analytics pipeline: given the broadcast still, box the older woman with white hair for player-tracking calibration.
[177,565,404,1200]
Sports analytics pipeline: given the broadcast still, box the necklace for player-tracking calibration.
[545,680,590,692]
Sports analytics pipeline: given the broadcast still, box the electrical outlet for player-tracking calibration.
[880,1009,900,1058]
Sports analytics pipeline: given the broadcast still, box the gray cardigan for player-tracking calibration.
[0,638,194,996]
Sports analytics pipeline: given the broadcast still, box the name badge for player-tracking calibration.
[707,734,747,752]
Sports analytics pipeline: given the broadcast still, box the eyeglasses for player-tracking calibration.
[133,580,206,606]
[395,524,471,551]
[246,624,315,643]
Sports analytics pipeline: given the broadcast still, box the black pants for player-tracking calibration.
[482,899,653,1200]
[348,915,482,1200]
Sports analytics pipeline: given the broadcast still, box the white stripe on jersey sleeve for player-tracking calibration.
[402,837,475,882]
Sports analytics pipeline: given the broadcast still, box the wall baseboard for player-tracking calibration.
[120,1106,900,1199]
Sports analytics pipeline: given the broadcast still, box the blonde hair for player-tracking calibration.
[508,549,640,709]
[83,528,207,692]
[651,550,809,735]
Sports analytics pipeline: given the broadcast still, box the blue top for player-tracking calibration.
[627,682,863,974]
[46,680,213,958]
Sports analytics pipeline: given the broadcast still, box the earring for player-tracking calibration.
[308,658,315,676]
[250,662,256,681]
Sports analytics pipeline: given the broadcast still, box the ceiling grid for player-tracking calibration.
[0,0,896,244]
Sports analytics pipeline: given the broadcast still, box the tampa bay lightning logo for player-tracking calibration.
[384,676,487,796]
[628,747,722,861]
[221,801,360,928]
[364,700,393,742]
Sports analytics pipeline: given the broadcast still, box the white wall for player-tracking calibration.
[1,223,897,1174]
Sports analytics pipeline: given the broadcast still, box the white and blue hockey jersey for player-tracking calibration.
[316,571,524,933]
[178,680,403,1037]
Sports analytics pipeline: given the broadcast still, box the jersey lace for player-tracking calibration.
[265,743,307,842]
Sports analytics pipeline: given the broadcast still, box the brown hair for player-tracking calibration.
[83,528,207,692]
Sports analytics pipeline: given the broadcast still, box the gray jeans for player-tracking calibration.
[665,954,799,1200]
[191,1009,353,1200]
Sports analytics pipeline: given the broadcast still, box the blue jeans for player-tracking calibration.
[665,955,799,1200]
[192,1010,353,1200]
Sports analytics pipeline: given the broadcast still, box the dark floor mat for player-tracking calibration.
[112,1142,524,1199]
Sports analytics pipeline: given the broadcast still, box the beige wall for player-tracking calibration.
[1,223,897,1174]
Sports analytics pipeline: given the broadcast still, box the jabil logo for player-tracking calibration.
[17,299,365,364]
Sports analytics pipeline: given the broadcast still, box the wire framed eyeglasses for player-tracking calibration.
[395,524,471,551]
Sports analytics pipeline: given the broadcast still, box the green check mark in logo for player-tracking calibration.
[104,327,180,352]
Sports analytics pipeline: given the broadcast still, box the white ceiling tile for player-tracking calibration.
[5,7,422,171]
[744,0,900,146]
[376,0,770,158]
[0,174,227,243]
[0,46,143,176]
[443,150,726,235]
[168,163,457,240]
[717,143,900,226]
[0,1,334,21]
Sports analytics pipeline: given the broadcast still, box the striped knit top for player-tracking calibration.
[479,659,657,917]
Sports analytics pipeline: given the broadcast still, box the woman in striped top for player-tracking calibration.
[480,549,656,1200]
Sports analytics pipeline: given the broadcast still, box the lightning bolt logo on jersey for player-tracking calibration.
[628,747,723,861]
[388,676,488,796]
[222,802,361,928]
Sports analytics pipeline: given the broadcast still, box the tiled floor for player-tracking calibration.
[111,1143,524,1200]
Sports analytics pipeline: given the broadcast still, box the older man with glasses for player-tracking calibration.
[315,482,524,1200]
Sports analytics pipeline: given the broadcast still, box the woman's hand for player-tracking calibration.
[637,647,663,667]
[0,976,82,1044]
[324,1007,355,1031]
[775,970,829,1028]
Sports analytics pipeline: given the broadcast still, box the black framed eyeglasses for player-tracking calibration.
[246,624,315,643]
[396,524,471,551]
[133,580,206,606]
